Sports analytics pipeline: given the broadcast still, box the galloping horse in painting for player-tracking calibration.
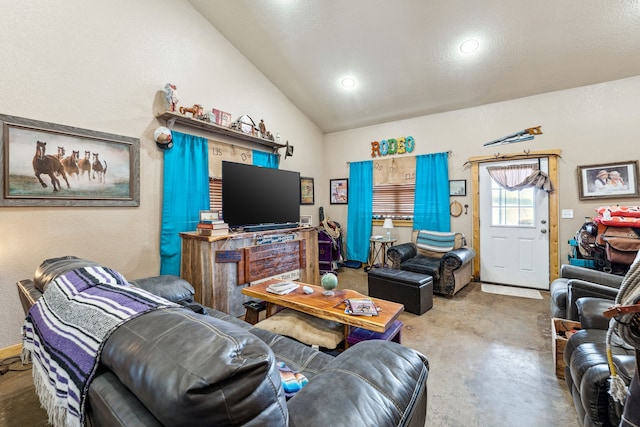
[61,150,80,179]
[78,150,92,181]
[92,152,107,183]
[32,141,70,192]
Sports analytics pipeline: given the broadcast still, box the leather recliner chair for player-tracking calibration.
[563,297,636,426]
[550,264,624,320]
[549,261,638,426]
[387,230,475,296]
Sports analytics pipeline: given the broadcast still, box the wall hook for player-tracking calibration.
[524,149,531,155]
[494,152,500,159]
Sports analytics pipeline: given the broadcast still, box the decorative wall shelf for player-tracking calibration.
[157,111,286,151]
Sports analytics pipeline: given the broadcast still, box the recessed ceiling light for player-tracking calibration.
[341,77,356,88]
[460,39,479,53]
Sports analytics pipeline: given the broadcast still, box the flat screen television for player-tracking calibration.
[221,161,301,230]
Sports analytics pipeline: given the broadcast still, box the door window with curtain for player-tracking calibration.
[487,163,540,227]
[372,157,416,220]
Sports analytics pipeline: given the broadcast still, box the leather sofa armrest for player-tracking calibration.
[566,279,619,320]
[287,341,429,427]
[560,264,624,288]
[16,279,43,315]
[33,256,101,292]
[129,275,195,304]
[441,247,476,269]
[87,371,163,427]
[387,243,417,268]
[576,297,613,330]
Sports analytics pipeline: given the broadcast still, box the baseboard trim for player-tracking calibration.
[0,343,22,360]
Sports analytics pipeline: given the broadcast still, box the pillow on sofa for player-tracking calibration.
[129,275,194,304]
[253,309,344,350]
[33,256,101,292]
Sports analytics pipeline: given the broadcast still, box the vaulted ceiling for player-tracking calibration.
[188,0,640,133]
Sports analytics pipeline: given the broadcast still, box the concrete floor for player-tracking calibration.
[0,356,48,426]
[0,266,579,426]
[337,266,579,427]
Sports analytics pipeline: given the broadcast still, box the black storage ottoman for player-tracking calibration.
[367,268,433,315]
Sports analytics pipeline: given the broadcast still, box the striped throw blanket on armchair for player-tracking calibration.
[22,266,178,427]
[415,230,463,253]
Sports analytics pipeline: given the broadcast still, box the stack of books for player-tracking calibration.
[266,281,299,295]
[196,219,229,236]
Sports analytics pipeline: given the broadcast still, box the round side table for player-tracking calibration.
[365,236,397,271]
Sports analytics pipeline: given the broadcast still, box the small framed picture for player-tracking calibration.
[577,161,639,200]
[300,177,314,205]
[299,215,312,227]
[200,210,219,222]
[449,180,467,197]
[330,178,348,204]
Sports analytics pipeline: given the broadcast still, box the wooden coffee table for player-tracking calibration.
[241,279,404,347]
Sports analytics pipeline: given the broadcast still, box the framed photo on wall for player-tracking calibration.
[330,178,348,204]
[577,161,639,200]
[300,176,314,205]
[449,179,467,196]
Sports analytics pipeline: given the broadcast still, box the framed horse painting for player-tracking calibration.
[0,114,140,206]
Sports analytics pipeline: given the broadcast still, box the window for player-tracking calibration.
[372,157,416,221]
[372,183,414,220]
[490,179,534,226]
[209,177,222,215]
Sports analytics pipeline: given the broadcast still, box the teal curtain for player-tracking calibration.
[413,152,450,231]
[252,150,279,168]
[346,161,373,262]
[160,131,210,275]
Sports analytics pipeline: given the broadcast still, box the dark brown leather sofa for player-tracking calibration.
[17,256,430,427]
[549,264,636,426]
[563,297,635,427]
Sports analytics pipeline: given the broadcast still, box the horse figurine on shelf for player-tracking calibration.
[179,104,203,118]
[32,141,70,192]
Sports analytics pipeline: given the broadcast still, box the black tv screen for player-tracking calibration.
[221,161,300,229]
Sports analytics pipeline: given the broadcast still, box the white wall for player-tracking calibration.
[1,0,638,349]
[323,78,640,263]
[0,0,324,348]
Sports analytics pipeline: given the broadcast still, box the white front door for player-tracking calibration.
[479,159,550,289]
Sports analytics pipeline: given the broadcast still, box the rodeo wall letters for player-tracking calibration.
[371,135,415,158]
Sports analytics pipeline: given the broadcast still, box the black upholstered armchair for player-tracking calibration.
[549,264,624,321]
[387,230,475,296]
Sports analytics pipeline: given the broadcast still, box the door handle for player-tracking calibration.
[541,228,547,234]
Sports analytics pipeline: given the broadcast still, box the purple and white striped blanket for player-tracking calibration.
[22,266,179,427]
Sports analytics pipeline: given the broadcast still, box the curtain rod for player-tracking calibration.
[464,149,561,166]
[346,150,452,166]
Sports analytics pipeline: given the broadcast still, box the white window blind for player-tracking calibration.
[372,157,416,220]
[209,177,222,215]
[373,183,415,219]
